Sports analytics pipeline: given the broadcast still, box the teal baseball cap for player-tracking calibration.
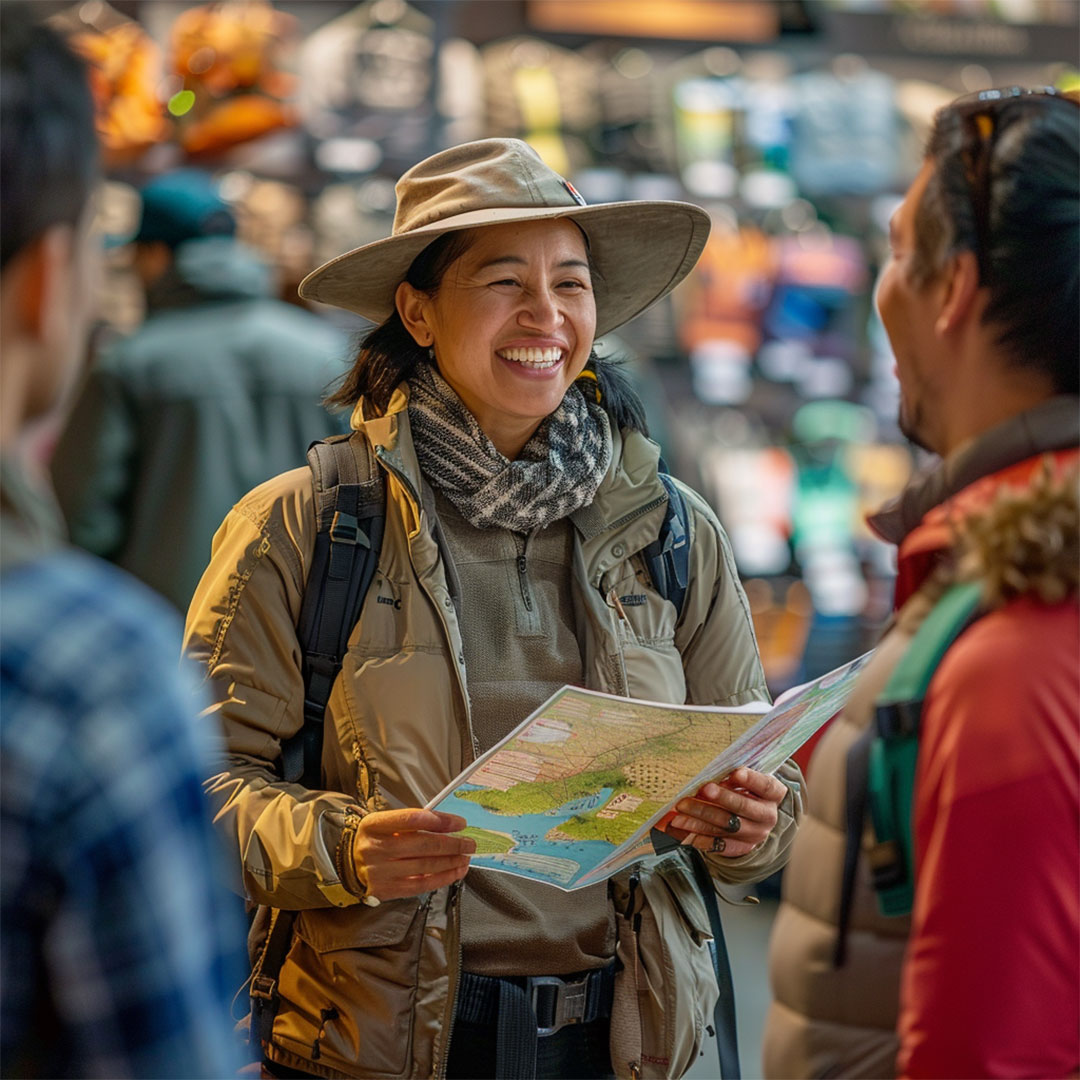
[134,169,236,248]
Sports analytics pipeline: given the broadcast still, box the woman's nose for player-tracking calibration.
[518,285,563,329]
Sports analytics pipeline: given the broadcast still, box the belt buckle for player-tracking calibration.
[529,973,589,1037]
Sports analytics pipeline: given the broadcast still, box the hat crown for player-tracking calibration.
[392,138,582,236]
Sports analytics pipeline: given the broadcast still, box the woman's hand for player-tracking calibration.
[656,767,787,858]
[351,808,475,901]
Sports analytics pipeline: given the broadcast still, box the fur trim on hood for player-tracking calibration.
[908,459,1080,622]
[956,458,1078,609]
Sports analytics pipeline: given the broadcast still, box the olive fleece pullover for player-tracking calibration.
[433,489,615,976]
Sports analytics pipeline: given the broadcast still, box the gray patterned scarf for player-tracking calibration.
[406,362,612,532]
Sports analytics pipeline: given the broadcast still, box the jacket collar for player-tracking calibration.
[868,395,1079,547]
[569,425,670,580]
[351,384,424,505]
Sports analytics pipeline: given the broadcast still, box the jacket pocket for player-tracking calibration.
[609,856,720,1080]
[273,900,426,1078]
[621,639,686,704]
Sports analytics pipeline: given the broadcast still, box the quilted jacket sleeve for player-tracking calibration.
[183,468,364,911]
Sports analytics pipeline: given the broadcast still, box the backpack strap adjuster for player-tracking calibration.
[329,511,369,548]
[875,700,921,740]
[866,838,907,892]
[250,973,278,1002]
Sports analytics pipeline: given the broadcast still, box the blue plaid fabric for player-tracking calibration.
[1,548,245,1079]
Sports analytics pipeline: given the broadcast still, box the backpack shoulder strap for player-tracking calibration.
[642,469,691,618]
[834,580,984,963]
[687,848,741,1079]
[279,433,385,788]
[865,580,983,915]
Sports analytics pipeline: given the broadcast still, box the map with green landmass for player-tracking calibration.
[429,654,871,890]
[431,689,765,888]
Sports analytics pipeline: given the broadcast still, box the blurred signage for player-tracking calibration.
[819,9,1077,61]
[528,0,780,42]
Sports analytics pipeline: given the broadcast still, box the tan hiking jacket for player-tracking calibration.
[185,385,803,1079]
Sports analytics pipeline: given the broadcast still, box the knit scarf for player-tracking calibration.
[406,362,612,532]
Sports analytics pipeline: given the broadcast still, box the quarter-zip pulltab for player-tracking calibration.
[515,534,533,612]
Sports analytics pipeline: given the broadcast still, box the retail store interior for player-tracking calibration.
[36,2,1080,1074]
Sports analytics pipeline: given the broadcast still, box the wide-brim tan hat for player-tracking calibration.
[299,138,710,339]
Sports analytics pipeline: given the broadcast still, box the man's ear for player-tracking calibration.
[395,281,434,348]
[6,225,75,343]
[934,249,980,336]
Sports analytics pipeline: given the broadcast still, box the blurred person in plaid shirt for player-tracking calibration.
[0,6,244,1077]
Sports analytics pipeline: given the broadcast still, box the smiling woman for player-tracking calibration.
[183,137,805,1080]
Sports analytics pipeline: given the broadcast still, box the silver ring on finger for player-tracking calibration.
[724,813,741,834]
[710,835,727,853]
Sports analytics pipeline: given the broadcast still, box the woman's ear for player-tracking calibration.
[395,281,433,348]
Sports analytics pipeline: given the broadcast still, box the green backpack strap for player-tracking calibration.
[865,580,984,917]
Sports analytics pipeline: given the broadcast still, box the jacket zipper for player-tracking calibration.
[515,532,533,613]
[436,881,465,1079]
[602,493,667,538]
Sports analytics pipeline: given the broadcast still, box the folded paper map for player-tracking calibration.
[427,650,873,890]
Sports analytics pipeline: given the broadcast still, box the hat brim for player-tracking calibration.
[298,200,710,339]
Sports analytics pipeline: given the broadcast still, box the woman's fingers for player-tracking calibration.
[359,829,477,860]
[724,766,789,805]
[364,854,473,900]
[359,808,468,835]
[664,821,760,858]
[665,767,787,856]
[352,807,477,900]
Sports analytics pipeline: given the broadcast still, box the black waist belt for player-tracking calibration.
[454,964,615,1079]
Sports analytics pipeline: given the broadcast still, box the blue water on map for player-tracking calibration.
[436,784,617,887]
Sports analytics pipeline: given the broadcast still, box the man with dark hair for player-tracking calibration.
[0,7,243,1076]
[50,167,349,613]
[764,88,1079,1079]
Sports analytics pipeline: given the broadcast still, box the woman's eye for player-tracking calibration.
[558,279,587,290]
[491,278,520,287]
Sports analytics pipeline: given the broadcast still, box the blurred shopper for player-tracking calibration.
[184,137,804,1079]
[50,167,349,613]
[764,87,1079,1079]
[0,7,244,1078]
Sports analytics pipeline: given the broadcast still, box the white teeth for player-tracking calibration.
[498,347,564,368]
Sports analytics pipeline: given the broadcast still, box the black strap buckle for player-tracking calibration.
[527,973,590,1037]
[250,973,278,1002]
[867,838,907,891]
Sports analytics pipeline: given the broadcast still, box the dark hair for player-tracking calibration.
[325,227,649,434]
[0,3,99,271]
[325,230,473,412]
[912,89,1079,394]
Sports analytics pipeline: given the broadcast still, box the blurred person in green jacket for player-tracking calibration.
[51,168,349,612]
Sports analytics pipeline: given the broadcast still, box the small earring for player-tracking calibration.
[427,347,435,361]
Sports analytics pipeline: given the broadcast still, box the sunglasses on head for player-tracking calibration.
[949,86,1079,279]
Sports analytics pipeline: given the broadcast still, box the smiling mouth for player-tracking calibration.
[496,346,564,370]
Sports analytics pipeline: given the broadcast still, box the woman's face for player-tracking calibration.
[396,218,596,458]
